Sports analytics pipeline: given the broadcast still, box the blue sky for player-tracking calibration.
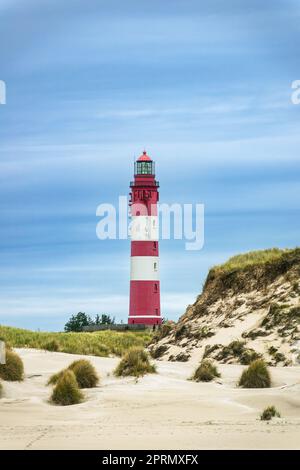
[0,0,299,330]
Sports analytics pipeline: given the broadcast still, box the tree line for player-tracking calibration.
[64,312,115,332]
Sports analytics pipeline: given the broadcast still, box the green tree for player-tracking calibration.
[64,312,92,332]
[95,314,115,325]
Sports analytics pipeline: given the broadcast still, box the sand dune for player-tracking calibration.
[0,348,300,449]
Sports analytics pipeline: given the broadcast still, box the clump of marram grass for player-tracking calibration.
[47,370,64,386]
[51,370,83,406]
[191,359,221,382]
[260,406,281,421]
[0,349,24,381]
[238,359,271,388]
[48,359,99,388]
[114,347,156,377]
[68,360,99,388]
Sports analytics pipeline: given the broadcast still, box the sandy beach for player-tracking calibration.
[0,348,300,450]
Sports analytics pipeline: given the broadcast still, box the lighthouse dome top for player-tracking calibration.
[134,150,155,176]
[137,151,152,162]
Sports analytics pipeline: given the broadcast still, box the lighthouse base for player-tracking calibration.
[129,280,161,326]
[128,316,162,326]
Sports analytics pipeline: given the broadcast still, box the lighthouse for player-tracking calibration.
[128,151,162,326]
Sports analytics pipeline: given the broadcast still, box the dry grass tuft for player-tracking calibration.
[261,405,281,421]
[114,347,156,377]
[239,359,271,388]
[51,370,84,406]
[48,359,99,388]
[191,359,220,382]
[0,349,24,381]
[68,359,99,388]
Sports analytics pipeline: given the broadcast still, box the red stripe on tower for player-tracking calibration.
[128,151,162,325]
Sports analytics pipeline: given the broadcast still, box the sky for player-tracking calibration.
[0,0,300,331]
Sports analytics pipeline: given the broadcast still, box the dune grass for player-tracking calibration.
[191,359,221,382]
[0,380,3,398]
[0,349,24,381]
[51,370,83,406]
[0,325,152,358]
[69,360,99,388]
[48,370,64,386]
[211,248,295,273]
[239,359,271,388]
[114,347,156,377]
[260,405,281,421]
[48,359,99,389]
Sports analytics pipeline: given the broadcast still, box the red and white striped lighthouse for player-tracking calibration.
[128,151,162,325]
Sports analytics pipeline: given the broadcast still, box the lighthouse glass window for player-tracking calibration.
[136,161,152,175]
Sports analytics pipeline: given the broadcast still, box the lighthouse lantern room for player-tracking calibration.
[128,151,162,325]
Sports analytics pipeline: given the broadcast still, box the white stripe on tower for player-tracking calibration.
[130,215,158,241]
[128,315,161,318]
[130,256,159,281]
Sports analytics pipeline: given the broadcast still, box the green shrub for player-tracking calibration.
[292,282,299,293]
[174,324,188,340]
[193,326,215,340]
[229,340,245,356]
[239,359,271,388]
[114,347,156,377]
[260,406,281,421]
[153,322,173,341]
[240,349,261,365]
[264,304,283,327]
[0,380,3,398]
[48,359,99,388]
[289,306,300,318]
[51,370,83,406]
[207,342,261,365]
[216,340,246,361]
[68,359,99,388]
[191,359,220,382]
[175,352,190,362]
[268,346,278,355]
[274,352,286,363]
[43,339,60,352]
[150,344,168,359]
[244,329,268,340]
[202,344,221,359]
[0,349,24,381]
